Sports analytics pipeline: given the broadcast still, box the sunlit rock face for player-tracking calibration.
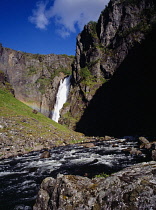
[34,161,156,210]
[0,44,73,118]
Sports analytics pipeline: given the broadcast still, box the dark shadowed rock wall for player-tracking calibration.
[76,24,156,137]
[65,0,156,135]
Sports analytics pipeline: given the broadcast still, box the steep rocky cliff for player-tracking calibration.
[34,161,156,210]
[62,0,156,134]
[1,0,156,137]
[0,44,73,118]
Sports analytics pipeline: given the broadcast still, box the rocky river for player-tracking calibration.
[0,137,151,209]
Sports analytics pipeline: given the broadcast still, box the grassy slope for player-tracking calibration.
[0,89,85,158]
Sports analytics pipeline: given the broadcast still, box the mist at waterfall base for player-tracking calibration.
[0,138,149,210]
[52,76,71,123]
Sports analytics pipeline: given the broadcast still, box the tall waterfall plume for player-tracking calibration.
[52,76,71,123]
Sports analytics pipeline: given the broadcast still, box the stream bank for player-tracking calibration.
[0,137,153,209]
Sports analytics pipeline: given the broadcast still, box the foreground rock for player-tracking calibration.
[34,161,156,210]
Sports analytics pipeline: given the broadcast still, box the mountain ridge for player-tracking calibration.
[1,0,156,138]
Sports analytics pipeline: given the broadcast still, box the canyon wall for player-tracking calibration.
[1,0,156,138]
[0,44,73,118]
[61,0,156,136]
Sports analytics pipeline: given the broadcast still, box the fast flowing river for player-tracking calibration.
[0,138,148,210]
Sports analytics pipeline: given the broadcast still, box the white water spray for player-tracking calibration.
[52,76,71,123]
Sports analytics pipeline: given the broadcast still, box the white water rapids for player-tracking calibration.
[0,138,148,209]
[52,76,71,122]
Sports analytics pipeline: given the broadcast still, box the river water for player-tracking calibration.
[0,138,148,210]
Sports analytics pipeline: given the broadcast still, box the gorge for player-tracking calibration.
[1,0,156,138]
[0,0,156,209]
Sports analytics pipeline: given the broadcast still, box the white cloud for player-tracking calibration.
[29,0,109,37]
[29,1,49,29]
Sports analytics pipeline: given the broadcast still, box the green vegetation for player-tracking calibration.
[0,69,4,75]
[61,54,75,59]
[0,88,84,149]
[88,21,97,38]
[27,66,37,75]
[61,111,78,127]
[0,88,76,158]
[36,77,51,94]
[87,59,100,68]
[0,89,52,126]
[0,70,14,93]
[23,52,45,61]
[94,173,109,178]
[69,55,75,59]
[80,67,92,80]
[80,67,96,87]
[118,5,156,38]
[51,67,71,80]
[120,22,152,38]
[63,102,70,108]
[69,138,85,144]
[3,82,14,93]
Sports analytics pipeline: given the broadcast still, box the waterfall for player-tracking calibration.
[52,75,71,123]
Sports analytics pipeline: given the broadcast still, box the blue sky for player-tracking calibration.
[0,0,109,55]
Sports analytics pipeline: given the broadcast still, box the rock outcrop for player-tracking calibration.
[0,70,14,95]
[63,0,156,135]
[34,161,156,209]
[0,44,73,118]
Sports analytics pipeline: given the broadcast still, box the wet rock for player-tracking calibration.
[40,177,56,193]
[130,147,142,155]
[34,161,156,210]
[112,144,118,148]
[33,177,57,210]
[33,189,50,210]
[81,143,95,148]
[104,136,112,140]
[139,137,149,144]
[152,150,156,161]
[139,136,152,149]
[40,151,51,159]
[13,204,31,210]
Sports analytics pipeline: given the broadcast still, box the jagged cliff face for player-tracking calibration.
[74,0,156,81]
[1,0,156,137]
[62,0,156,133]
[0,44,73,118]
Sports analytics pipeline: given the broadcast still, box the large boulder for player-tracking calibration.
[34,161,156,209]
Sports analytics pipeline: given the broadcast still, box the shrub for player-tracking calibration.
[80,67,91,80]
[95,173,109,178]
[80,67,96,87]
